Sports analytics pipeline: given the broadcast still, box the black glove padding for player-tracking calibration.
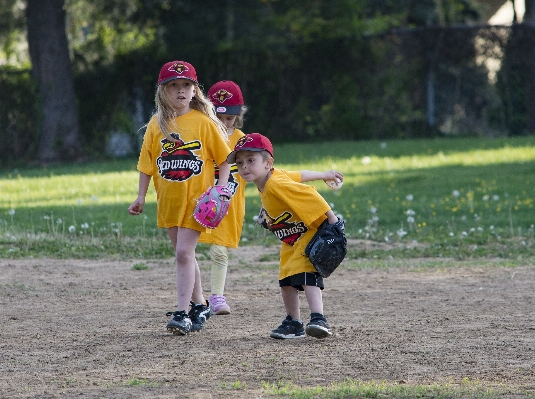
[304,218,347,278]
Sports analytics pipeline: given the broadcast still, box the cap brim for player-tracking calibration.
[226,148,265,164]
[214,105,243,115]
[159,76,198,85]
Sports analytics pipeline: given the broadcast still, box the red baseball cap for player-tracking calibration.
[207,80,244,114]
[227,133,273,163]
[158,61,198,85]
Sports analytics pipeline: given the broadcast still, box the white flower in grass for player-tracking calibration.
[397,228,407,237]
[452,190,460,198]
[68,225,76,233]
[380,142,387,149]
[372,216,379,222]
[407,216,415,223]
[492,195,500,201]
[482,195,489,201]
[91,195,99,202]
[361,156,371,165]
[406,209,415,216]
[490,225,494,230]
[462,231,468,237]
[449,232,454,237]
[470,228,475,232]
[369,207,377,214]
[8,208,15,216]
[81,223,89,229]
[474,214,480,221]
[56,218,62,224]
[252,215,258,222]
[384,236,389,242]
[406,194,413,201]
[477,227,483,232]
[44,215,50,220]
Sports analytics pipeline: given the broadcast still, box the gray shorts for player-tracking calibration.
[279,272,324,291]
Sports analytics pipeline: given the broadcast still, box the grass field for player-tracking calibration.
[1,136,534,259]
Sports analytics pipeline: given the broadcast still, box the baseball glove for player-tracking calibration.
[305,218,347,278]
[193,185,232,228]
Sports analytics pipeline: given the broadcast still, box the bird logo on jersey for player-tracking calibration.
[212,89,233,104]
[256,208,307,246]
[168,62,189,75]
[156,133,203,181]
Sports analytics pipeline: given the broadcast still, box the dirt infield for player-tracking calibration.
[1,243,535,398]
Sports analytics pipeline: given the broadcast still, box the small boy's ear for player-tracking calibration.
[266,156,274,169]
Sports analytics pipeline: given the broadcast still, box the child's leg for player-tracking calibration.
[303,285,324,315]
[209,244,228,295]
[280,286,301,320]
[167,226,201,312]
[191,259,204,304]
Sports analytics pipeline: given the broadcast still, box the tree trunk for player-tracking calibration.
[525,0,535,133]
[26,0,81,162]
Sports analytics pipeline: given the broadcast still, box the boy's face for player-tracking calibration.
[217,114,238,129]
[234,151,272,184]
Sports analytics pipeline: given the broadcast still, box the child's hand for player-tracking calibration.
[322,170,343,184]
[128,197,145,215]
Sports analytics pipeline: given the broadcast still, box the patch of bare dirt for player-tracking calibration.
[1,245,535,398]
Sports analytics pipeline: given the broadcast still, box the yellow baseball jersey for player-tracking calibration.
[137,110,231,231]
[198,128,246,248]
[258,168,331,280]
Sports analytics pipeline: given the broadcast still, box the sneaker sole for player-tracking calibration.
[167,327,189,336]
[213,308,231,315]
[305,325,332,339]
[269,332,305,339]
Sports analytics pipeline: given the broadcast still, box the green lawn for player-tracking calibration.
[1,136,534,259]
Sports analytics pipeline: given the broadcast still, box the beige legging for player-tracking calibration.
[209,244,228,296]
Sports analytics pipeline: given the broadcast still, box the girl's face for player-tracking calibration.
[165,79,196,115]
[217,114,238,130]
[235,151,272,185]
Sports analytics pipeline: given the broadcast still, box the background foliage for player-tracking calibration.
[0,0,533,167]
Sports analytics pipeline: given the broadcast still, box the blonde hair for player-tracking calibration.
[233,105,249,129]
[154,80,228,142]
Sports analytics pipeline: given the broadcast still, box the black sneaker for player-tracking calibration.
[166,310,191,335]
[270,315,305,339]
[305,312,332,339]
[188,301,212,332]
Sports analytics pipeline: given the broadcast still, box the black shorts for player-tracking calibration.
[279,272,324,291]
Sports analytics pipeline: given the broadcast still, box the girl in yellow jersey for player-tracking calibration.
[128,61,231,335]
[199,80,248,315]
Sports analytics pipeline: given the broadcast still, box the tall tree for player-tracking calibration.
[26,0,81,162]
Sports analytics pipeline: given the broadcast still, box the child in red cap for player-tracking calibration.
[198,80,248,315]
[228,133,344,339]
[128,61,232,335]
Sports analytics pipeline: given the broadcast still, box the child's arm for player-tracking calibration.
[300,169,343,184]
[216,161,231,187]
[128,172,151,215]
[325,209,339,224]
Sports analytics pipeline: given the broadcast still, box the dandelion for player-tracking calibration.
[369,207,377,214]
[56,218,62,224]
[81,223,89,229]
[477,227,483,232]
[462,231,468,237]
[406,209,415,216]
[492,195,500,201]
[380,142,387,149]
[397,228,407,237]
[407,216,415,223]
[252,215,259,222]
[482,195,489,201]
[68,225,76,233]
[384,236,389,242]
[91,195,99,201]
[361,156,371,165]
[452,190,460,198]
[449,232,454,237]
[490,225,494,230]
[406,194,413,201]
[8,208,15,216]
[470,228,475,232]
